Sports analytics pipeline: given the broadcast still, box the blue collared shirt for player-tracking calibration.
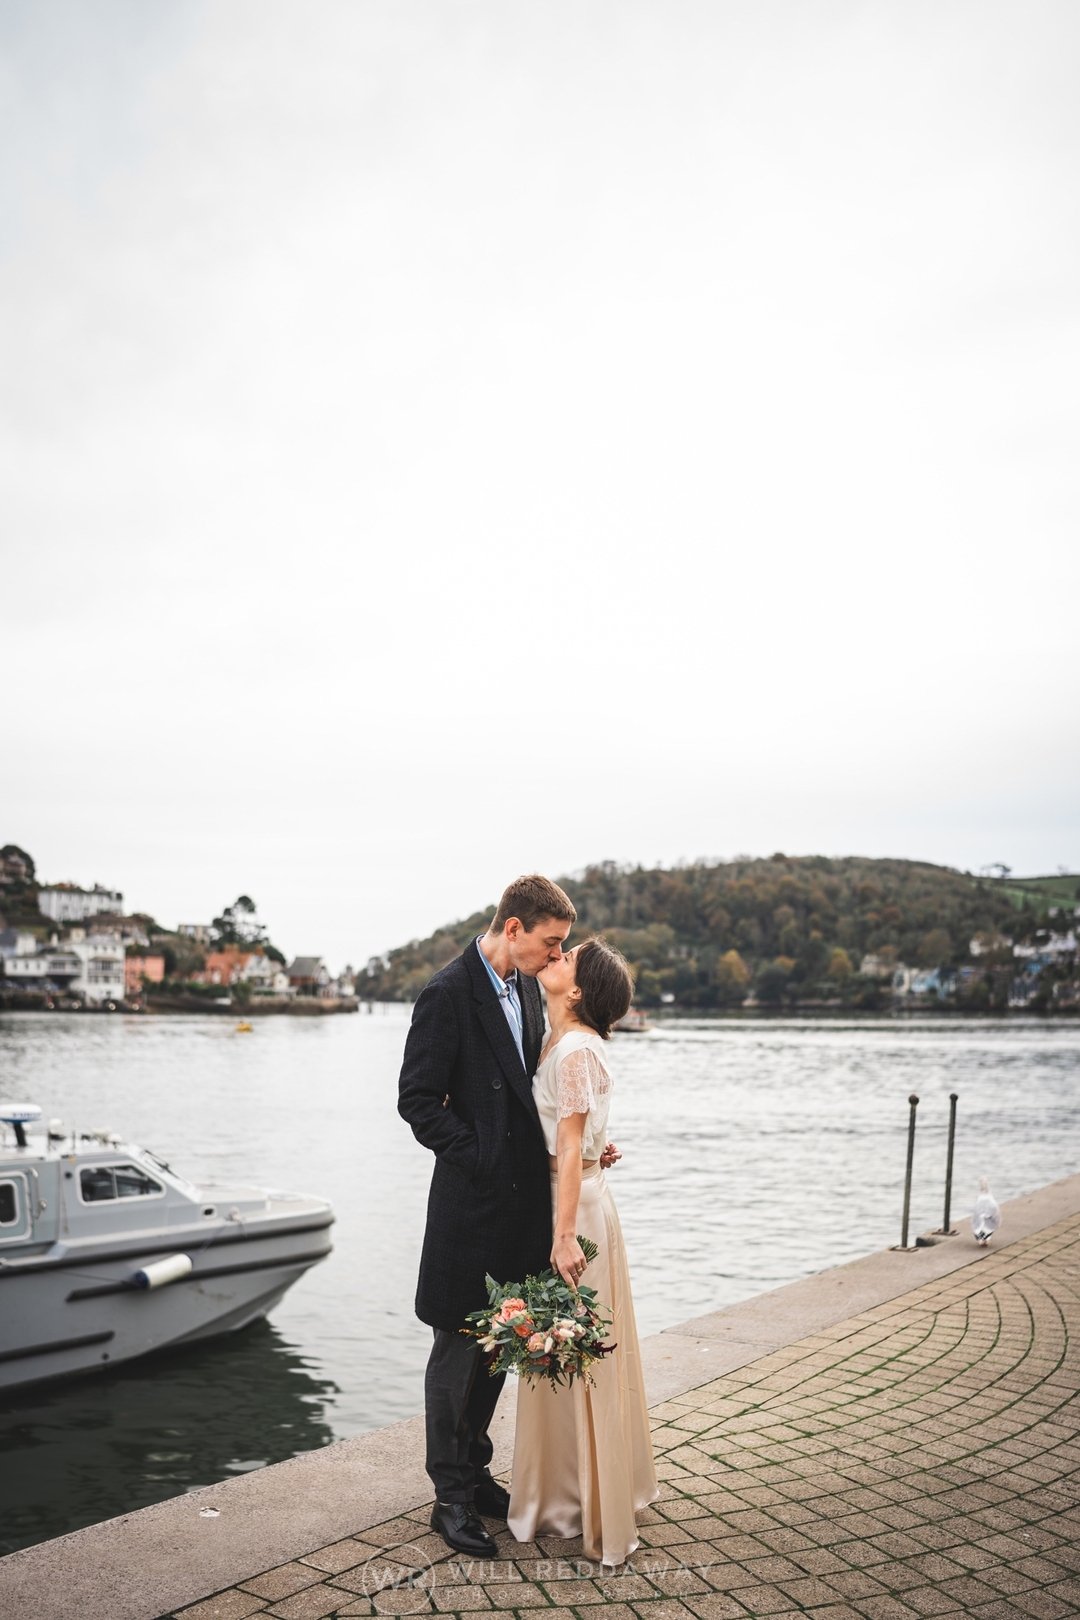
[476,937,525,1067]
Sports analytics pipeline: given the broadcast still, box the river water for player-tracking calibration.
[1,1008,1076,1554]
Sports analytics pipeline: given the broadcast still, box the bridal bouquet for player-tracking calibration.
[463,1237,615,1388]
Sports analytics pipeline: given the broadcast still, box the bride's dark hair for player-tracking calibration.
[574,937,634,1039]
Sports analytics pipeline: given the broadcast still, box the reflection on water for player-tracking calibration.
[0,1008,1077,1553]
[0,1320,337,1557]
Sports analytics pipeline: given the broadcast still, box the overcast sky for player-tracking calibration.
[2,0,1077,970]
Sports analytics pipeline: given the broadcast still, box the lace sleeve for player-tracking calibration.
[556,1045,612,1121]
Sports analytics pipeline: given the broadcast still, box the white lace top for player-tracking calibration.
[533,1028,613,1159]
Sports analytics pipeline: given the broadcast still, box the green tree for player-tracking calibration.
[715,949,751,1005]
[212,896,269,948]
[755,958,793,1006]
[917,927,952,967]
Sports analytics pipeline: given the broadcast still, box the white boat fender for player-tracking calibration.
[132,1254,193,1290]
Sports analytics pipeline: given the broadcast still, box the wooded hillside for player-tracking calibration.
[357,856,1075,1009]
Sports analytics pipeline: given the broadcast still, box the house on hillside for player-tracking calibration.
[969,932,1013,958]
[1014,931,1077,962]
[0,849,34,887]
[39,883,124,925]
[892,964,955,1002]
[89,913,151,950]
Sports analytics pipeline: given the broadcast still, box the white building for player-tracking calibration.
[68,933,126,1005]
[178,923,212,945]
[237,953,280,991]
[0,944,81,988]
[969,932,1013,957]
[38,883,124,925]
[1014,931,1077,960]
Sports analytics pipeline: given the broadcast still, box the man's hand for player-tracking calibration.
[599,1141,622,1169]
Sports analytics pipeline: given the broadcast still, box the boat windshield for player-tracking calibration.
[81,1163,164,1202]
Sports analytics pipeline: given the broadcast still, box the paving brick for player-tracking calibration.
[482,1582,549,1608]
[429,1585,492,1612]
[241,1563,325,1601]
[360,1591,435,1616]
[628,1601,712,1620]
[538,1578,606,1605]
[1007,1590,1080,1620]
[894,1588,966,1617]
[175,1593,269,1620]
[682,1598,748,1620]
[300,1540,381,1576]
[263,1585,347,1620]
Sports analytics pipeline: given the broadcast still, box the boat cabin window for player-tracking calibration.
[80,1163,164,1203]
[0,1182,17,1225]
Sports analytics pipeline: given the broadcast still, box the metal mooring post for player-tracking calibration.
[894,1093,920,1250]
[935,1092,959,1235]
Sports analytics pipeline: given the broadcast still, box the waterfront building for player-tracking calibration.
[67,932,126,1004]
[38,882,124,925]
[178,923,212,945]
[0,931,81,991]
[287,956,331,996]
[124,953,166,998]
[196,948,254,987]
[236,953,284,993]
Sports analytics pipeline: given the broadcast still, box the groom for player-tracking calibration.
[398,874,576,1557]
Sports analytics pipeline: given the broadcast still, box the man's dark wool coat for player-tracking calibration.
[398,943,553,1331]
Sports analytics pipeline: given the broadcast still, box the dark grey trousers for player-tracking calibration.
[425,1327,506,1503]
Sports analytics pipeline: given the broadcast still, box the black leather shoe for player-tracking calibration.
[473,1473,511,1519]
[430,1501,498,1557]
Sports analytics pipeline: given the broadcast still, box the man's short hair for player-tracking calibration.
[491,874,577,934]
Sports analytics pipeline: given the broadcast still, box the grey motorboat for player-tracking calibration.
[0,1104,334,1391]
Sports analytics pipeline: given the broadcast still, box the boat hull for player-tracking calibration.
[0,1213,333,1392]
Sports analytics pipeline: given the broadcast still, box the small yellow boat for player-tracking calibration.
[235,1020,254,1033]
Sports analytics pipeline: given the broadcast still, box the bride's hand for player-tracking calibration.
[599,1141,622,1168]
[552,1233,587,1289]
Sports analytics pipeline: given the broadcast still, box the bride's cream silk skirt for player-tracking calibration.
[507,1162,658,1565]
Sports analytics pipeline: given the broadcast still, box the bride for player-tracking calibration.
[507,937,658,1565]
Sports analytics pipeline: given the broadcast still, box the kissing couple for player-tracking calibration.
[398,873,657,1568]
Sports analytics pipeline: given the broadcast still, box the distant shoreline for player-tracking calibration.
[0,992,1074,1021]
[0,990,360,1016]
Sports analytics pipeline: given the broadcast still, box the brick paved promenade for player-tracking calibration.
[168,1212,1080,1620]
